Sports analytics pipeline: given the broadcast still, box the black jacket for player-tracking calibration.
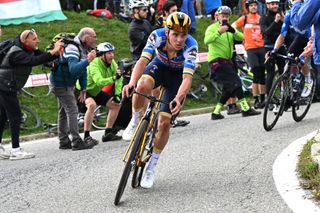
[128,19,152,60]
[260,11,283,47]
[0,38,56,92]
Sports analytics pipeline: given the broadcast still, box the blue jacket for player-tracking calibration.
[50,36,88,89]
[291,0,320,64]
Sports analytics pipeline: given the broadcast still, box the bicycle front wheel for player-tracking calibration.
[114,119,148,206]
[263,76,286,131]
[20,105,41,130]
[292,70,316,122]
[131,116,158,188]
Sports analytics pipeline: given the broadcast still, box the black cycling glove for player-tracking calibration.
[226,23,235,33]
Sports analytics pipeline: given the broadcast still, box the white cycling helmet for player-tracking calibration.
[97,42,115,53]
[129,0,149,9]
[266,0,280,3]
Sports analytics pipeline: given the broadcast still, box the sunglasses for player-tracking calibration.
[25,28,36,40]
[140,8,148,12]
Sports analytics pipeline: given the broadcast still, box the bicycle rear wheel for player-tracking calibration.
[114,119,148,206]
[20,105,41,130]
[263,76,286,131]
[131,116,158,188]
[292,70,316,122]
[92,105,109,130]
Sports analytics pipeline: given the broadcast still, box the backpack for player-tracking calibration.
[44,32,80,71]
[0,38,17,65]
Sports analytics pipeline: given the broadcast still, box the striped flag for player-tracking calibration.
[0,0,67,25]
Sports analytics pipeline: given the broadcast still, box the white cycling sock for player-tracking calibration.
[304,73,311,83]
[132,110,142,124]
[146,152,160,173]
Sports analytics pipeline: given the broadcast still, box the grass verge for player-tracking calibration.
[298,138,320,199]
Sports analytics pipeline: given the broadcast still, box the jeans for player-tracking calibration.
[181,0,196,31]
[53,87,81,143]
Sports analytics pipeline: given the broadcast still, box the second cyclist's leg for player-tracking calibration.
[122,76,154,141]
[83,97,99,145]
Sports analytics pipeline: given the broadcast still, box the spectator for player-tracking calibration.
[154,1,178,29]
[195,0,205,18]
[128,0,153,60]
[50,27,97,151]
[233,0,266,109]
[0,29,63,160]
[76,42,122,142]
[258,0,266,15]
[204,6,261,120]
[260,0,285,95]
[204,0,221,20]
[93,0,106,9]
[181,0,196,33]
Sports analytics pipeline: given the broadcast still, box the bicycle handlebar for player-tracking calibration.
[265,52,300,65]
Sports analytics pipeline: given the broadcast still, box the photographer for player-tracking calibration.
[76,42,122,142]
[0,29,63,160]
[204,6,261,120]
[260,0,286,95]
[50,27,97,151]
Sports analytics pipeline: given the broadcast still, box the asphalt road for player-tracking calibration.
[1,103,320,213]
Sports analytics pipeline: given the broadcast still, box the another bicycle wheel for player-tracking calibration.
[114,119,148,206]
[131,115,158,188]
[20,105,41,130]
[92,105,109,130]
[263,76,286,131]
[292,70,316,122]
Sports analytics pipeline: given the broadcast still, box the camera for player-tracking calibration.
[222,20,228,26]
[118,61,124,71]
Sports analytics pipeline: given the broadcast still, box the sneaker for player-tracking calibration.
[211,113,224,120]
[59,141,72,149]
[140,170,155,189]
[10,148,35,160]
[171,119,190,128]
[122,119,138,141]
[0,145,10,159]
[242,108,261,117]
[72,139,94,151]
[84,136,99,146]
[301,80,313,98]
[272,104,280,114]
[102,132,122,142]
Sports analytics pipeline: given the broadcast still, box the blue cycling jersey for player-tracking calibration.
[141,28,198,77]
[281,10,311,38]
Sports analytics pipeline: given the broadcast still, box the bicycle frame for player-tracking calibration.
[121,87,164,165]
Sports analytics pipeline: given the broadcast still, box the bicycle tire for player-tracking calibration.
[20,105,41,130]
[131,116,158,188]
[114,119,148,206]
[92,105,109,130]
[292,70,316,122]
[263,75,286,131]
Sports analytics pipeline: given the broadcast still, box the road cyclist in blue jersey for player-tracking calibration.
[122,12,198,189]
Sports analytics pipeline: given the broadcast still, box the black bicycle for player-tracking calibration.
[263,53,316,131]
[114,87,175,205]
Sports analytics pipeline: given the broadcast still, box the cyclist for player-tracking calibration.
[76,42,122,143]
[128,0,153,60]
[291,0,320,95]
[233,0,266,109]
[122,12,198,188]
[204,6,261,120]
[272,0,313,98]
[260,0,286,95]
